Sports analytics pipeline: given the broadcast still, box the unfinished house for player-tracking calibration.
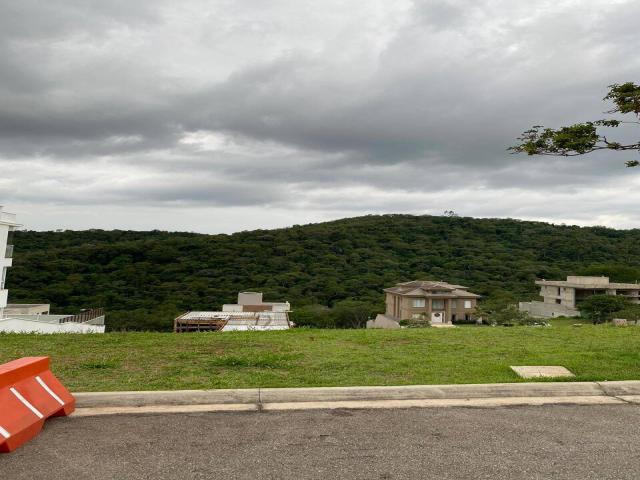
[519,276,640,318]
[222,291,290,313]
[175,292,291,332]
[368,280,480,328]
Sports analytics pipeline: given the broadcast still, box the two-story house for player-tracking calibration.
[380,280,480,325]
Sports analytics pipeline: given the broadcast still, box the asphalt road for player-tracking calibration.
[2,404,640,479]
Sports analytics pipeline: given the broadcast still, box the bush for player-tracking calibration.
[612,305,640,324]
[290,304,333,328]
[476,302,536,326]
[399,318,431,328]
[290,301,377,329]
[578,295,630,324]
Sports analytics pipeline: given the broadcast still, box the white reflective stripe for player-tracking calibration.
[0,426,10,439]
[35,376,65,406]
[10,387,44,419]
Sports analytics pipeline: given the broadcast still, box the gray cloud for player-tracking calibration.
[0,0,639,231]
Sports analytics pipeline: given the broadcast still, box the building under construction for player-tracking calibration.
[174,291,291,333]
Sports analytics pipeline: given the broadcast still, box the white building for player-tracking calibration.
[519,276,640,318]
[175,291,292,332]
[222,291,290,313]
[0,207,105,333]
[174,311,290,332]
[0,206,20,319]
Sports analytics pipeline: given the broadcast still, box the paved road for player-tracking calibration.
[2,404,640,479]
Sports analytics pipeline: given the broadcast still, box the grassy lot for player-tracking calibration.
[1,325,639,392]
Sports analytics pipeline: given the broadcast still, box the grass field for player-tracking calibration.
[1,324,639,392]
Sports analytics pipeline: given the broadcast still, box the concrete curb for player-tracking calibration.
[73,381,640,411]
[74,388,259,407]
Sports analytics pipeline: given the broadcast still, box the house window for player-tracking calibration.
[464,300,472,309]
[555,299,561,304]
[412,299,426,308]
[432,299,444,309]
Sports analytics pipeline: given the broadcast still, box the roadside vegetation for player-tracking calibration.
[2,324,640,391]
[8,215,640,331]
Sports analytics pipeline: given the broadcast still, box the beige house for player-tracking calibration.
[381,280,480,325]
[520,276,640,318]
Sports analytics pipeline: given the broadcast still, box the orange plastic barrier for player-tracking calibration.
[0,357,75,452]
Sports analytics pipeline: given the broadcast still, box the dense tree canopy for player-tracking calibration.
[510,82,640,167]
[7,215,640,331]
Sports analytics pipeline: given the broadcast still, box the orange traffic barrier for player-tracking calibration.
[0,357,75,452]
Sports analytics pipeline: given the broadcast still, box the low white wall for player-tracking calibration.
[0,318,105,334]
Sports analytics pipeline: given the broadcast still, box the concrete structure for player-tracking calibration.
[0,208,106,333]
[519,276,640,318]
[222,291,290,313]
[0,206,20,319]
[366,314,401,329]
[3,304,50,315]
[510,366,575,379]
[174,311,290,332]
[0,308,106,334]
[381,280,480,325]
[175,291,292,332]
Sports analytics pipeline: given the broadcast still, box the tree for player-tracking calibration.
[510,82,640,167]
[578,295,630,324]
[289,304,333,328]
[476,300,537,326]
[331,300,375,329]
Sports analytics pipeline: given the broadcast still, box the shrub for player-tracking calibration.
[578,295,630,324]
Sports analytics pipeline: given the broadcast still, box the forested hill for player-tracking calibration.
[8,214,640,330]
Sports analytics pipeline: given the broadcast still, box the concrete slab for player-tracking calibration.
[74,388,260,407]
[261,395,623,412]
[618,395,640,404]
[598,381,640,396]
[258,381,600,403]
[510,366,574,379]
[72,403,258,417]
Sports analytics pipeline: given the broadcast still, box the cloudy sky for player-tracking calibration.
[1,0,639,233]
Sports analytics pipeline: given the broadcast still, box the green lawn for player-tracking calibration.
[1,325,639,392]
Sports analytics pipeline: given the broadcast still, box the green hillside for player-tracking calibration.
[7,214,640,331]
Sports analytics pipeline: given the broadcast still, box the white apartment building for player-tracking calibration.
[0,206,20,319]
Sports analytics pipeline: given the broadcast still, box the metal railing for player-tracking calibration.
[59,308,105,324]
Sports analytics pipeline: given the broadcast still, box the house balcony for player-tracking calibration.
[0,211,19,225]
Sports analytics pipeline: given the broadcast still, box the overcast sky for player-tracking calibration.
[1,0,639,233]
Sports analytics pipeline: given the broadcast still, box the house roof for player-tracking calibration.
[384,280,480,298]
